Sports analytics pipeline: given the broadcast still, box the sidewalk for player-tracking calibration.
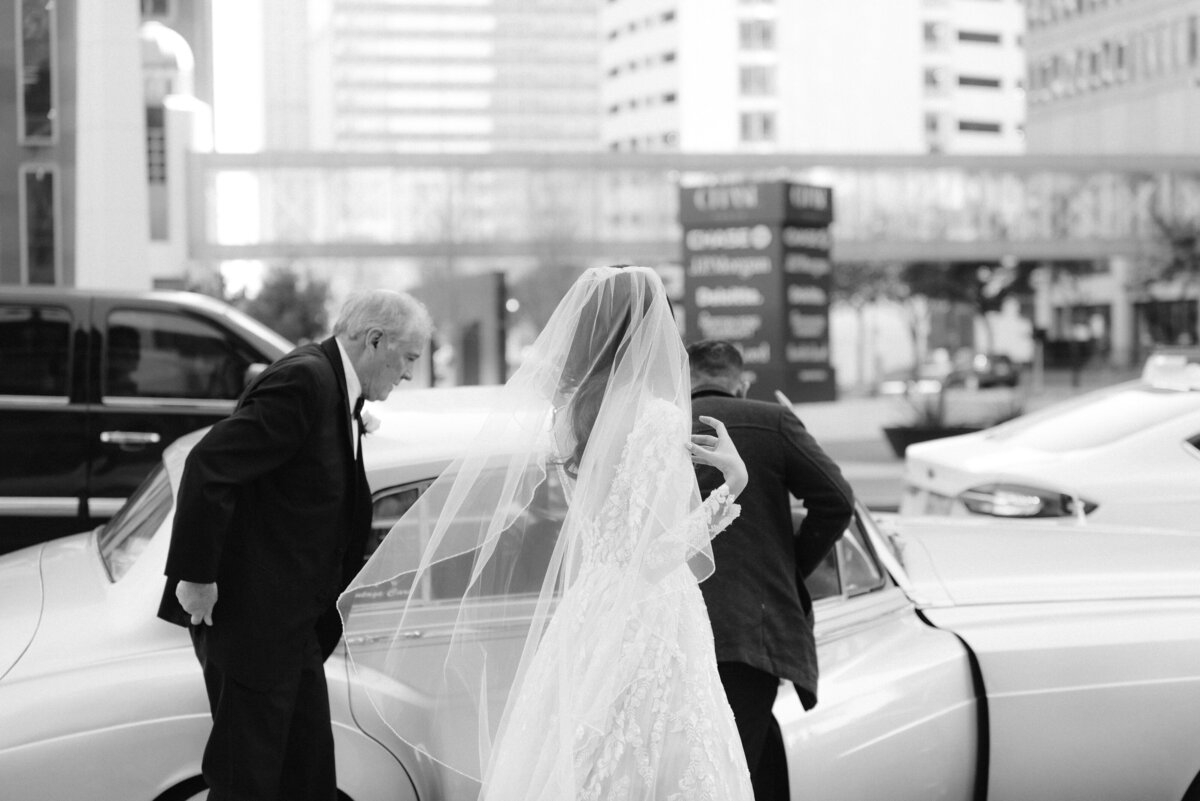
[792,365,1139,511]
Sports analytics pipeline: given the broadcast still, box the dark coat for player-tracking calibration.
[692,388,854,710]
[158,337,372,689]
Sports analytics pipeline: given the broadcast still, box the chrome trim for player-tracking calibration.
[101,396,236,412]
[88,498,126,516]
[100,430,162,445]
[0,497,78,516]
[0,394,70,406]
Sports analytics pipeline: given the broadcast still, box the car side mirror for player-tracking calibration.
[243,362,268,389]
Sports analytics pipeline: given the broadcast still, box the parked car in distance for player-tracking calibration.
[0,287,292,553]
[901,349,1200,527]
[2,386,1199,801]
[879,350,1019,396]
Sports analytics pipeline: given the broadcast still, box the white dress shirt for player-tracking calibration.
[335,338,363,457]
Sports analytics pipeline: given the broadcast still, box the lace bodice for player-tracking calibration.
[578,399,739,576]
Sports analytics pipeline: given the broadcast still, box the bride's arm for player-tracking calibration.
[627,411,746,582]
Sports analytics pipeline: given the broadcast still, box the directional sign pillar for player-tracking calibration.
[680,181,836,403]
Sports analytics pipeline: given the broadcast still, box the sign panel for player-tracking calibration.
[681,181,836,403]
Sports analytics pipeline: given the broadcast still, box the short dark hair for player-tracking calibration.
[686,339,743,378]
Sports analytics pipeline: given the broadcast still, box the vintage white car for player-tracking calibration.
[901,351,1200,527]
[2,387,1199,801]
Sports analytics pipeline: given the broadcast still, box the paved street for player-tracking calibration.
[790,366,1140,511]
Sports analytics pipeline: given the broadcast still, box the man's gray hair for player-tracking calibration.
[332,290,433,342]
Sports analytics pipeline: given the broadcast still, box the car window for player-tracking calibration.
[839,515,886,596]
[355,470,565,607]
[105,309,256,400]
[98,466,173,582]
[0,303,71,397]
[805,512,887,601]
[987,382,1200,451]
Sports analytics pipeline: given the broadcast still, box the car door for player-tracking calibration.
[342,470,565,800]
[86,299,267,521]
[779,511,982,801]
[0,297,90,552]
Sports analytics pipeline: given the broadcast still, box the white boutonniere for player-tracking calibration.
[361,408,381,435]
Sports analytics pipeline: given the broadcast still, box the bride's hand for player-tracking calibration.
[688,416,748,498]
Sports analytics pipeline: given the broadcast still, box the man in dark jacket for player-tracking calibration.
[158,290,431,801]
[688,339,855,801]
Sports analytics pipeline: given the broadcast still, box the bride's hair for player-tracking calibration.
[559,266,654,476]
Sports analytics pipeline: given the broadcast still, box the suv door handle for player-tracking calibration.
[100,431,162,447]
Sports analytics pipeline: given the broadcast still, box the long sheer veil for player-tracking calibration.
[337,266,713,792]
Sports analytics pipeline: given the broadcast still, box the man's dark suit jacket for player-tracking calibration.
[692,388,854,710]
[158,337,372,689]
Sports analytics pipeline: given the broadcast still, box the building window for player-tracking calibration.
[958,120,1002,133]
[739,64,776,95]
[141,0,175,19]
[1189,16,1198,66]
[662,92,677,104]
[923,66,949,93]
[923,21,948,49]
[19,165,60,285]
[924,112,941,133]
[662,51,677,63]
[739,111,776,142]
[739,19,776,50]
[957,30,1002,45]
[958,75,1002,88]
[17,0,58,144]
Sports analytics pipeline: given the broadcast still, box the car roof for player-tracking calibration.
[164,385,505,493]
[2,286,295,357]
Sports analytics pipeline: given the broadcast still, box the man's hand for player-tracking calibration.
[176,580,218,626]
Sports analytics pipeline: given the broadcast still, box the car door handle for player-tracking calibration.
[344,631,423,646]
[100,431,162,446]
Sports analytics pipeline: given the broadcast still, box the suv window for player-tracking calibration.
[105,309,255,400]
[0,303,71,397]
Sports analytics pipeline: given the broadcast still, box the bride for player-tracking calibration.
[339,266,754,800]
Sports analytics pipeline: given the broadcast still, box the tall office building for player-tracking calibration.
[1024,0,1200,153]
[261,0,602,153]
[601,0,1026,154]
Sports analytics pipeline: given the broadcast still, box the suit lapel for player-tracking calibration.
[319,337,357,468]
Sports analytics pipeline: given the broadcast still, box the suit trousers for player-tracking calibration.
[191,625,337,801]
[718,661,790,801]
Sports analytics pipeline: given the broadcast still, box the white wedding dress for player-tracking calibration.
[479,399,754,801]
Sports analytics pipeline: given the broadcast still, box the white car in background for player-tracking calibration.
[901,351,1200,527]
[2,387,1200,800]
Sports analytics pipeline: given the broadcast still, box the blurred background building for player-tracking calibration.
[4,0,1200,391]
[601,0,1026,155]
[1025,0,1200,154]
[261,0,601,153]
[1024,0,1200,371]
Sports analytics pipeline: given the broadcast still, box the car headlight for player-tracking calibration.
[958,483,1097,518]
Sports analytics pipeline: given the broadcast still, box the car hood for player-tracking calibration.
[903,430,1076,489]
[888,516,1200,607]
[0,543,45,679]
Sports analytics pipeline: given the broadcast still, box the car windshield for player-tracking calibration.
[986,381,1200,452]
[98,466,173,582]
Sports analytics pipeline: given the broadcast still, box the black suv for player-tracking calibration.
[0,287,292,553]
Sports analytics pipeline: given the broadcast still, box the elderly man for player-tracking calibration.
[158,290,432,801]
[688,339,855,801]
